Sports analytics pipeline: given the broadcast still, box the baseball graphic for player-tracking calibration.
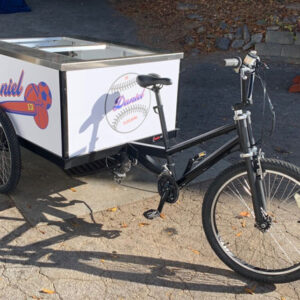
[105,73,151,133]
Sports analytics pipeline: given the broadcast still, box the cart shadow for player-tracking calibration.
[0,218,276,295]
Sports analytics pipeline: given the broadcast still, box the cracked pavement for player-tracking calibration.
[0,186,300,299]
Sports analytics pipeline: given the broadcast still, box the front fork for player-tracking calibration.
[234,109,270,230]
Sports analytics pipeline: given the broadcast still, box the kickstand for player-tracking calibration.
[143,191,168,220]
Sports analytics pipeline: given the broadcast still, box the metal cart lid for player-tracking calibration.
[0,37,184,71]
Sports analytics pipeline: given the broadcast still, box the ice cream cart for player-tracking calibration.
[0,36,183,192]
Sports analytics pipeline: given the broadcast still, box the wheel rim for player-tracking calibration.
[211,169,300,275]
[0,124,12,187]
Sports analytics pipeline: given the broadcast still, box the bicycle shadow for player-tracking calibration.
[76,91,120,156]
[0,215,276,295]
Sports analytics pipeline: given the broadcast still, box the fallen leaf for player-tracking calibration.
[239,211,251,217]
[39,229,45,234]
[232,226,237,230]
[121,223,128,228]
[241,220,246,228]
[108,207,118,212]
[70,220,79,227]
[160,213,166,219]
[281,297,286,300]
[41,289,55,294]
[31,296,41,300]
[245,288,254,295]
[273,146,291,154]
[245,284,256,294]
[139,222,150,227]
[69,187,77,192]
[236,232,242,237]
[192,249,200,255]
[100,259,105,263]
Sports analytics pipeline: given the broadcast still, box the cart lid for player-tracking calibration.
[0,37,183,71]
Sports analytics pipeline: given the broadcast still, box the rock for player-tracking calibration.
[191,48,200,56]
[185,36,195,46]
[251,33,263,44]
[283,16,297,24]
[197,26,206,33]
[243,41,254,51]
[185,22,201,30]
[176,3,198,10]
[266,31,294,45]
[242,33,263,50]
[296,32,300,46]
[235,27,243,39]
[219,21,227,30]
[231,39,244,49]
[187,14,203,21]
[224,33,234,40]
[243,24,250,43]
[234,17,240,21]
[216,37,230,50]
[207,34,215,39]
[285,3,300,11]
[267,25,280,31]
[256,19,267,25]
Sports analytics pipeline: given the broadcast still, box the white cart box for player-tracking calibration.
[0,37,183,168]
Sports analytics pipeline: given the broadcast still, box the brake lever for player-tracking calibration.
[257,60,269,70]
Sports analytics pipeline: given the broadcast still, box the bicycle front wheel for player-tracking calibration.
[202,159,300,283]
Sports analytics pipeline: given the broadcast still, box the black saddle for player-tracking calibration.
[136,74,172,88]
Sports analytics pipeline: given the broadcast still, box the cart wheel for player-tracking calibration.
[0,108,21,193]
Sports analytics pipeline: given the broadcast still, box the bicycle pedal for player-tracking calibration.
[143,209,160,220]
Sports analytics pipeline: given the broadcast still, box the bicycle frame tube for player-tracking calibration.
[128,123,236,158]
[127,123,238,185]
[177,135,239,188]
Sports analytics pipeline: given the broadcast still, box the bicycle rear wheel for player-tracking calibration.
[0,108,21,193]
[202,159,300,283]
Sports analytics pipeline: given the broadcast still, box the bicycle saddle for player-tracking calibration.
[136,74,172,88]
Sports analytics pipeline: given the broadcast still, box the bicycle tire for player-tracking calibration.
[0,108,21,193]
[202,159,300,283]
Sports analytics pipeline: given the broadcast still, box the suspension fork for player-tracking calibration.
[234,109,268,227]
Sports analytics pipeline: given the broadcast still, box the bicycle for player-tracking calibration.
[110,51,300,283]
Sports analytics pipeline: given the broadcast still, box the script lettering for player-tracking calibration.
[113,89,145,111]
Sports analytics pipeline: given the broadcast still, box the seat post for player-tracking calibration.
[153,86,170,150]
[153,86,176,175]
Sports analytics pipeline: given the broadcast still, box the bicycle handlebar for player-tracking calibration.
[225,51,262,107]
[224,57,242,68]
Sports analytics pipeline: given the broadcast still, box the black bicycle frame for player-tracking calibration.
[127,74,268,225]
[128,123,239,189]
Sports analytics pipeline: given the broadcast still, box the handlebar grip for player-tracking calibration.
[224,58,241,68]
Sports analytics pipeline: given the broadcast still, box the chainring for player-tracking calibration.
[157,172,179,204]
